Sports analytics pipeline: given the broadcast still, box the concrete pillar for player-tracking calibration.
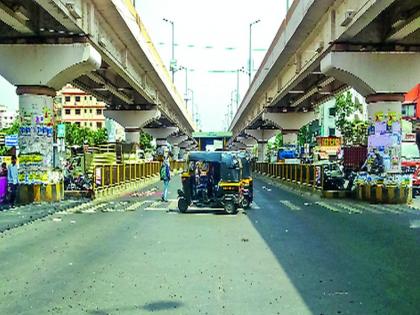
[257,142,267,162]
[142,127,179,147]
[321,51,420,172]
[366,95,404,172]
[244,129,278,162]
[283,133,298,145]
[167,135,188,160]
[0,43,101,185]
[104,109,161,146]
[237,136,257,148]
[124,129,140,144]
[262,112,317,130]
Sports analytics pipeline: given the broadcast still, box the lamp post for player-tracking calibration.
[163,18,175,82]
[249,19,261,85]
[188,88,194,119]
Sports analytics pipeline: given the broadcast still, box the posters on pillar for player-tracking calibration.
[368,111,401,173]
[18,94,58,184]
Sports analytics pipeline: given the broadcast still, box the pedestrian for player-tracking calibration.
[7,155,18,207]
[160,156,171,202]
[0,162,8,205]
[0,162,7,176]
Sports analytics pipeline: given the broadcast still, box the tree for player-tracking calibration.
[298,125,309,146]
[2,120,20,135]
[139,132,153,150]
[64,123,108,146]
[334,92,367,146]
[273,133,283,150]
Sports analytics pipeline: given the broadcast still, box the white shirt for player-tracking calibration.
[7,163,18,185]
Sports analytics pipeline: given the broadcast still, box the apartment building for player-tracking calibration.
[55,84,106,130]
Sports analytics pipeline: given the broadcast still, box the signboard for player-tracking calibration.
[403,133,416,142]
[57,124,66,138]
[317,137,341,147]
[5,135,18,147]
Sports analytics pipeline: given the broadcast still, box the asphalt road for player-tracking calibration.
[0,176,419,315]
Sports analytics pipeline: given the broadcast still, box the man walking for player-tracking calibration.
[160,156,171,202]
[7,155,18,207]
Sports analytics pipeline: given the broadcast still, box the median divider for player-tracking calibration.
[92,160,185,200]
[253,162,325,192]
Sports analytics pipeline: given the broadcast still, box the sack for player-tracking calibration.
[160,165,166,180]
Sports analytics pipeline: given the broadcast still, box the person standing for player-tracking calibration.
[160,157,171,202]
[7,155,18,207]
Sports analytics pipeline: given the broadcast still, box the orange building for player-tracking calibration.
[55,84,106,130]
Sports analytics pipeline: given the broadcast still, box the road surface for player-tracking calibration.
[0,176,419,314]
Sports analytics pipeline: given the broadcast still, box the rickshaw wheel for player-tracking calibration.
[242,198,251,209]
[178,197,188,213]
[224,202,238,215]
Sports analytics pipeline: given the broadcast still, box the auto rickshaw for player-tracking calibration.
[236,151,253,209]
[178,151,242,214]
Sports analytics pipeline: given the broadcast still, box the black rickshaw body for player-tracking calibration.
[178,151,242,214]
[235,151,253,208]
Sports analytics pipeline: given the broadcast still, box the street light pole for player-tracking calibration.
[249,19,261,85]
[163,18,175,82]
[188,88,194,119]
[236,69,240,108]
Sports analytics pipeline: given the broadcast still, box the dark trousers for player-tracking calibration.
[8,184,17,205]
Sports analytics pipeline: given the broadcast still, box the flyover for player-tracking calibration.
[229,0,420,161]
[0,0,197,183]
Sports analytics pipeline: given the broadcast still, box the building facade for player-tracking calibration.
[0,104,18,129]
[55,85,106,130]
[318,89,367,137]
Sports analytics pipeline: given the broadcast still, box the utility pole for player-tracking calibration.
[249,19,261,85]
[163,18,175,82]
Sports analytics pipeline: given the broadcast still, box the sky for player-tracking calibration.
[138,0,287,130]
[0,0,287,131]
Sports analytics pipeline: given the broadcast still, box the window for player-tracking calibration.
[90,122,93,127]
[75,122,80,127]
[96,109,102,115]
[329,128,336,136]
[65,109,71,115]
[75,96,81,102]
[328,107,336,116]
[90,109,93,114]
[65,96,71,102]
[97,122,103,129]
[84,109,87,114]
[402,104,416,118]
[75,109,81,115]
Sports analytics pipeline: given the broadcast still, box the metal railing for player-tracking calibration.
[92,160,185,192]
[253,162,325,189]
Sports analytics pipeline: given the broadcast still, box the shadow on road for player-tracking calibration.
[246,178,420,314]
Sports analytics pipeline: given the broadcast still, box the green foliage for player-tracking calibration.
[1,120,20,135]
[139,132,153,149]
[64,123,108,146]
[298,125,309,146]
[273,133,283,150]
[334,92,367,146]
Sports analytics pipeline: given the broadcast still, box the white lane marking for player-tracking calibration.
[144,207,169,211]
[315,201,344,213]
[280,200,301,211]
[337,203,363,214]
[369,204,401,214]
[252,201,261,210]
[126,200,152,211]
[344,202,383,214]
[409,219,420,229]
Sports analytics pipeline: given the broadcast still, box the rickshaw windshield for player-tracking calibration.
[220,153,241,182]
